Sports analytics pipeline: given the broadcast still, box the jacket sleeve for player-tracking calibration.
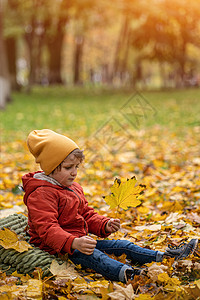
[27,187,76,255]
[78,186,110,237]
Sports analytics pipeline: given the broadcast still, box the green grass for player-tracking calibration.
[1,86,200,142]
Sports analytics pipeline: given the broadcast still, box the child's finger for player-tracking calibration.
[113,219,120,224]
[111,226,119,232]
[86,244,96,250]
[110,223,118,228]
[85,236,97,244]
[111,224,120,232]
[111,220,120,228]
[82,248,94,255]
[110,219,120,224]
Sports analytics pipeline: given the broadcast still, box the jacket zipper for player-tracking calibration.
[65,187,88,235]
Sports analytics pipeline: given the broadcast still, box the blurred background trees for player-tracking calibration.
[0,6,11,108]
[1,0,200,94]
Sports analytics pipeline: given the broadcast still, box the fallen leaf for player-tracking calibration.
[195,279,200,289]
[88,279,109,288]
[137,295,152,300]
[50,260,80,280]
[100,283,113,300]
[137,206,150,214]
[134,224,161,231]
[187,213,200,224]
[147,263,168,282]
[26,279,43,299]
[157,272,170,283]
[154,234,167,245]
[0,228,32,252]
[0,285,26,298]
[108,283,136,300]
[165,212,182,224]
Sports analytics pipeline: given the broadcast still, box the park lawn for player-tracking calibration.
[0,86,200,142]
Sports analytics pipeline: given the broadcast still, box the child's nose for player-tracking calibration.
[71,168,77,176]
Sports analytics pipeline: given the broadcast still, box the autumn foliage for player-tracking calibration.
[0,125,200,299]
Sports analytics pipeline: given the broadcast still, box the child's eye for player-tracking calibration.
[65,166,71,170]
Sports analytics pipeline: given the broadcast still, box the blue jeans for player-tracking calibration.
[69,239,164,282]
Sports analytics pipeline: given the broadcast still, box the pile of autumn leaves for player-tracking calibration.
[0,126,200,299]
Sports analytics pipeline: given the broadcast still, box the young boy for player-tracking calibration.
[22,129,198,283]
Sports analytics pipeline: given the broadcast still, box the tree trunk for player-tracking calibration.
[47,30,65,84]
[35,33,44,84]
[179,43,186,87]
[5,37,20,90]
[120,28,131,85]
[24,17,38,90]
[134,59,142,85]
[46,0,70,86]
[73,35,84,85]
[112,15,130,82]
[159,62,167,88]
[0,9,11,109]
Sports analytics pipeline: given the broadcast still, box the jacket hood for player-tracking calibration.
[22,171,63,205]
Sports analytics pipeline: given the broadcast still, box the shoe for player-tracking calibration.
[124,267,141,283]
[164,239,198,260]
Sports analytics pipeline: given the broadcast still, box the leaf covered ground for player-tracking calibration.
[0,121,200,299]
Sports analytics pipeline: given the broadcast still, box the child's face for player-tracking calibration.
[50,153,80,187]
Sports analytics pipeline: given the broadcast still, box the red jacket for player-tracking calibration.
[22,172,110,255]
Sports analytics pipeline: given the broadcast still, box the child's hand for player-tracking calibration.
[105,218,120,233]
[71,236,97,255]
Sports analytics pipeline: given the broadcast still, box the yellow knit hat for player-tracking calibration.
[27,129,79,175]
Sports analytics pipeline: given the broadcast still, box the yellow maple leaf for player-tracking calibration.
[103,177,146,210]
[0,228,32,252]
